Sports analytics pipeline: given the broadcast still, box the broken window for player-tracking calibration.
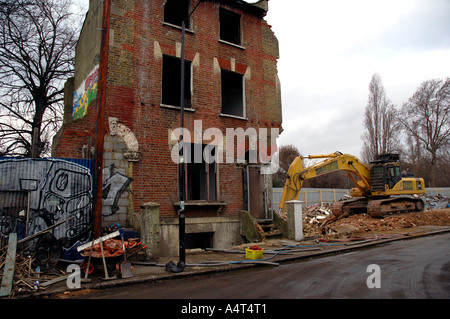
[161,55,191,108]
[184,143,217,201]
[219,8,241,45]
[164,0,190,28]
[221,69,244,117]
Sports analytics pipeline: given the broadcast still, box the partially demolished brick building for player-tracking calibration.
[53,0,282,256]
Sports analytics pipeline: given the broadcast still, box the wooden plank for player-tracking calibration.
[1,216,75,253]
[205,248,245,254]
[0,233,17,297]
[40,274,71,287]
[76,230,120,252]
[16,215,76,247]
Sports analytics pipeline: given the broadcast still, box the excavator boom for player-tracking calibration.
[279,152,370,212]
[278,151,425,218]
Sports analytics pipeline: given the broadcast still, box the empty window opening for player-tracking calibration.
[220,8,241,45]
[185,232,214,249]
[221,69,244,117]
[184,143,217,201]
[164,0,191,28]
[162,55,191,108]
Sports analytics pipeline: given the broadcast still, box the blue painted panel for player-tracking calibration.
[0,157,94,260]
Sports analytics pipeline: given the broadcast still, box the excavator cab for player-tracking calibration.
[369,153,424,195]
[370,154,402,192]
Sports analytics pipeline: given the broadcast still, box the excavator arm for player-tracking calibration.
[278,152,372,214]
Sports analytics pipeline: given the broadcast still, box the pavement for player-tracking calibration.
[15,225,450,299]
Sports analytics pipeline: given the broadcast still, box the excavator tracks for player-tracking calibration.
[331,197,425,218]
[331,198,368,218]
[367,197,425,218]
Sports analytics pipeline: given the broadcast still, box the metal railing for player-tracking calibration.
[272,188,350,209]
[272,187,450,209]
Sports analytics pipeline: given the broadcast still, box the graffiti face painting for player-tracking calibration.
[0,158,93,250]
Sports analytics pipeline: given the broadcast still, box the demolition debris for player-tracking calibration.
[2,193,449,298]
[0,240,68,297]
[302,194,450,238]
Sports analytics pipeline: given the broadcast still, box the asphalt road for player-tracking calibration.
[68,232,450,299]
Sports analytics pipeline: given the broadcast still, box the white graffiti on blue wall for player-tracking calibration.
[0,158,93,250]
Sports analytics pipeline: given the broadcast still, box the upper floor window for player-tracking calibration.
[219,8,241,45]
[221,69,244,117]
[164,0,190,28]
[162,55,192,108]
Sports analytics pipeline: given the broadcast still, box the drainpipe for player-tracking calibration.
[93,0,111,239]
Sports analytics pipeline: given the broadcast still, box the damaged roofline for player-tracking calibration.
[213,0,269,17]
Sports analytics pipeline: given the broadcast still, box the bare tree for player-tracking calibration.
[273,144,300,187]
[302,170,353,189]
[0,0,80,157]
[398,78,450,187]
[273,145,352,189]
[361,74,398,163]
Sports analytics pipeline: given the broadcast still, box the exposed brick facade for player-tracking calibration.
[53,0,282,254]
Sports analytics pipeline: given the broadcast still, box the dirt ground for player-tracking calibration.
[303,206,450,238]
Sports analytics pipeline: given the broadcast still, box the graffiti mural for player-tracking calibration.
[0,158,93,252]
[102,164,132,217]
[72,65,99,120]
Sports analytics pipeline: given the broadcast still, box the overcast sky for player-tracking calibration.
[264,0,450,158]
[77,0,449,159]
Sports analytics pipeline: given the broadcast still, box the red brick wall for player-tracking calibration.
[54,0,281,220]
[52,103,97,159]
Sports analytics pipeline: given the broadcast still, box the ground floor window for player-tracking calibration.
[184,143,217,201]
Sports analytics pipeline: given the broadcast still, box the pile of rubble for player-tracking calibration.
[324,208,450,235]
[423,194,450,209]
[302,203,333,237]
[0,246,67,297]
[301,194,450,238]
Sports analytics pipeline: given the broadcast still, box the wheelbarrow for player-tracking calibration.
[77,231,142,279]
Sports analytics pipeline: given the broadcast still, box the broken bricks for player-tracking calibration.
[302,203,333,237]
[301,199,450,239]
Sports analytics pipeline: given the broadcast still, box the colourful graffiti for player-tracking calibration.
[72,65,99,120]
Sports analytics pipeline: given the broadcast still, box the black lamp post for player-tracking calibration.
[167,0,206,273]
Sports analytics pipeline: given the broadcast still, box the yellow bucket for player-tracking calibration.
[245,248,264,260]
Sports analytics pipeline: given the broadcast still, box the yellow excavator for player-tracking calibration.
[279,152,425,218]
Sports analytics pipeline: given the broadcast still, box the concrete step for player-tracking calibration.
[255,219,282,239]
